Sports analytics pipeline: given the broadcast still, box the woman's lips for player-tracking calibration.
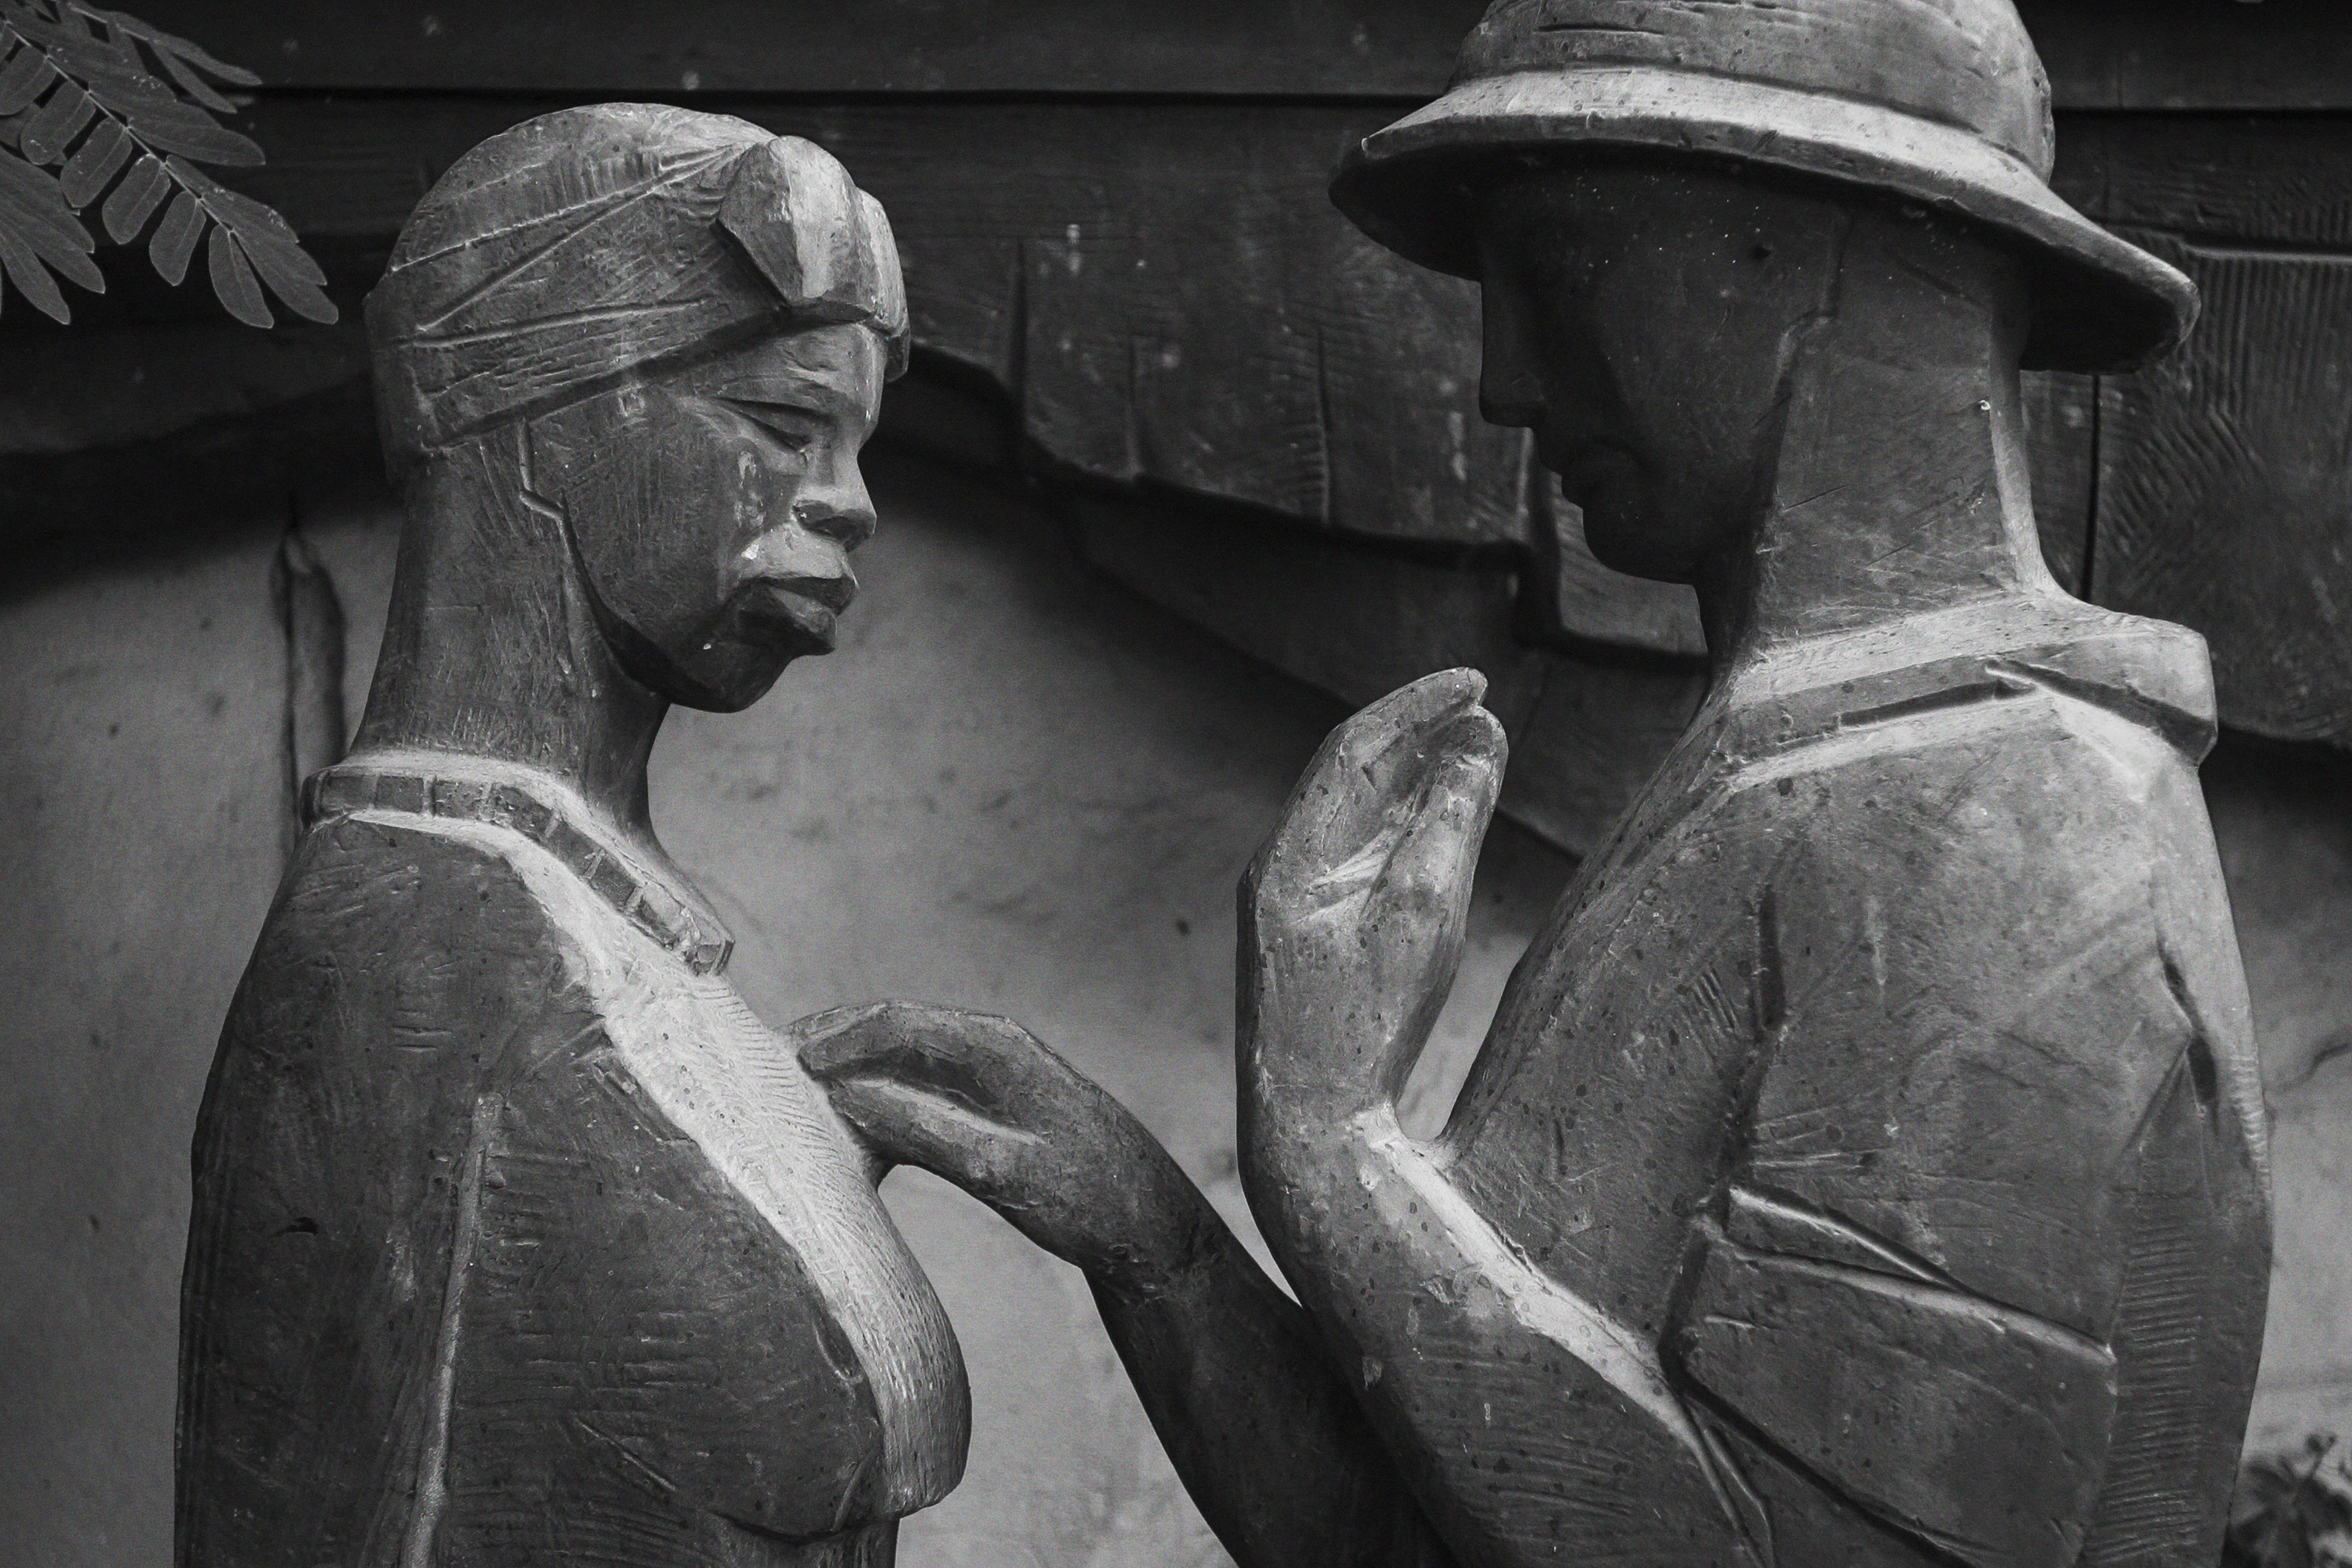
[740,574,856,648]
[767,572,857,613]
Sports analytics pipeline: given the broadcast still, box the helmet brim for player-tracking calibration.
[1330,68,2197,374]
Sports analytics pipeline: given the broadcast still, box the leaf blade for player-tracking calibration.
[0,220,72,321]
[56,107,122,204]
[21,76,93,163]
[97,143,159,239]
[237,227,334,323]
[75,4,259,88]
[147,181,197,283]
[0,42,56,116]
[84,77,258,165]
[0,143,100,290]
[205,219,267,326]
[171,156,335,323]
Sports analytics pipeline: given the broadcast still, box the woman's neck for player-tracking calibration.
[351,433,668,846]
[1695,232,2056,676]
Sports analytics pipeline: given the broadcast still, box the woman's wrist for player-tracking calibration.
[1093,1178,1229,1304]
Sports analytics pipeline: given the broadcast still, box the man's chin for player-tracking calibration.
[1580,507,1695,586]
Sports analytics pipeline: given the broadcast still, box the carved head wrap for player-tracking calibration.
[367,104,908,462]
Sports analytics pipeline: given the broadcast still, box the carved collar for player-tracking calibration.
[303,755,734,975]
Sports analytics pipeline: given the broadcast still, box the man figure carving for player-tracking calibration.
[807,3,2272,1565]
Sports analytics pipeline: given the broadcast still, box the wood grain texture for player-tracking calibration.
[1227,163,2270,1568]
[2092,233,2352,746]
[2023,369,2096,596]
[140,97,2165,573]
[2054,114,2352,246]
[1071,487,1703,858]
[183,795,963,1567]
[212,95,1530,550]
[1239,615,2270,1568]
[2020,0,2352,112]
[2040,116,2352,746]
[179,110,973,1568]
[123,0,1482,98]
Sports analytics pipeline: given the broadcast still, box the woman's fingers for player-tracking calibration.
[824,1075,1042,1199]
[824,1064,1204,1287]
[799,1000,1074,1133]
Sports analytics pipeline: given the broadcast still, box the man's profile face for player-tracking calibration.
[528,322,888,712]
[1474,159,1843,584]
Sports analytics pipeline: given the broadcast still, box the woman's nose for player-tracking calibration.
[789,459,878,551]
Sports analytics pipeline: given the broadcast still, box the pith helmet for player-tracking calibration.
[1330,0,2195,372]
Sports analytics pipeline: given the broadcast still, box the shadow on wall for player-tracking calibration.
[2,439,2345,1567]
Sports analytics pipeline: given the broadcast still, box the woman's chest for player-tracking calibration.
[537,963,969,1529]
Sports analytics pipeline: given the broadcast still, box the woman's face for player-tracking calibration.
[528,322,887,712]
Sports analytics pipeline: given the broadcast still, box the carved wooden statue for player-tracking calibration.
[805,5,2274,1567]
[177,107,966,1567]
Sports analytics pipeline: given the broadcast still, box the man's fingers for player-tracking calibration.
[1346,668,1490,760]
[1375,710,1506,967]
[1257,670,1495,892]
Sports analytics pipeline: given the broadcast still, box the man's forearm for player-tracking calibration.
[1089,1214,1458,1568]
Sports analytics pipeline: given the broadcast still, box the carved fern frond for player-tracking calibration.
[0,0,334,327]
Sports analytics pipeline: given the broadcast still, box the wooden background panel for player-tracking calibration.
[1524,472,1707,658]
[123,0,1483,97]
[15,90,2345,752]
[1070,487,1701,857]
[2055,116,2352,247]
[2023,370,2096,596]
[127,1,2352,109]
[2094,234,2352,747]
[2020,0,2352,112]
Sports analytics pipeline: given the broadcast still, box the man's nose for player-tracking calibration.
[1478,284,1546,430]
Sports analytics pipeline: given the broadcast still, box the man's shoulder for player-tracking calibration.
[1718,593,2217,765]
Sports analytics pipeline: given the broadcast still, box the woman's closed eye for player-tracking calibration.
[718,398,825,451]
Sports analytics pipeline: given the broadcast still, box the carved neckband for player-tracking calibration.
[303,758,734,976]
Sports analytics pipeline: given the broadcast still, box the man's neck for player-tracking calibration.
[1696,236,2057,678]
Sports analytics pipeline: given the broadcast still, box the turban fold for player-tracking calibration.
[367,104,909,459]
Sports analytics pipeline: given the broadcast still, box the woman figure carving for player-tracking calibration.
[179,106,963,1568]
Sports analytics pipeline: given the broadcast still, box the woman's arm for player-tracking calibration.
[798,1002,1458,1568]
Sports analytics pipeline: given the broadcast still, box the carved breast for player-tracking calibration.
[180,798,968,1568]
